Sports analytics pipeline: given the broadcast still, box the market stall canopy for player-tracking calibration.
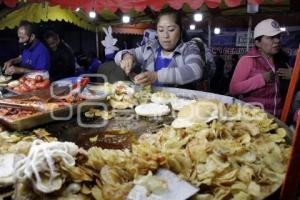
[0,3,96,31]
[0,0,289,12]
[0,0,298,34]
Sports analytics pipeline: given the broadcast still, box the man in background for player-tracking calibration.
[43,30,75,82]
[3,20,50,75]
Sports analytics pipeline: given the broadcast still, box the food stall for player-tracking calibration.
[0,0,299,199]
[0,78,293,199]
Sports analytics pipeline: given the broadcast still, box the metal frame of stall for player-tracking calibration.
[280,44,300,200]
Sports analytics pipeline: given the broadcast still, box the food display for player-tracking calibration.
[0,95,69,112]
[83,130,137,149]
[151,90,176,104]
[0,81,293,200]
[0,107,40,121]
[170,98,196,111]
[84,108,114,120]
[7,74,50,94]
[172,100,219,128]
[107,81,138,109]
[0,92,82,130]
[0,75,12,83]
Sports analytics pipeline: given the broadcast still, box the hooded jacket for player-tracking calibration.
[229,47,282,117]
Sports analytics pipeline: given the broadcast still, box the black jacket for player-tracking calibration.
[49,41,75,82]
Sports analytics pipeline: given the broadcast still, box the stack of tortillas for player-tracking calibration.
[135,103,170,117]
[172,100,220,128]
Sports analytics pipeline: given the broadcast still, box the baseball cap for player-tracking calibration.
[254,19,284,39]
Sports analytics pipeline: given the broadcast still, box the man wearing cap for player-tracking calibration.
[229,19,292,117]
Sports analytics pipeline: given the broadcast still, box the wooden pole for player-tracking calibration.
[280,44,300,122]
[280,111,300,200]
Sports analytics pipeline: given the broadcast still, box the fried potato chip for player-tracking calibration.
[81,184,92,194]
[100,165,133,185]
[134,171,168,195]
[237,165,254,184]
[177,100,219,124]
[60,164,93,182]
[231,181,248,192]
[191,194,214,200]
[268,128,287,143]
[109,99,136,109]
[247,181,261,197]
[215,169,238,186]
[232,191,251,200]
[151,91,176,104]
[91,185,104,200]
[102,182,133,200]
[213,187,231,200]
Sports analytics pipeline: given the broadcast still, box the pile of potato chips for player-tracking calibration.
[82,102,291,200]
[0,98,292,200]
[106,82,138,109]
[0,129,57,155]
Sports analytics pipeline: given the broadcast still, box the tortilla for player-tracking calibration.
[135,103,170,117]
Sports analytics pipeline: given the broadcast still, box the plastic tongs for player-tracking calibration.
[0,102,40,111]
[71,77,90,97]
[46,77,90,103]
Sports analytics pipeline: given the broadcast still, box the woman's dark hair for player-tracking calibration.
[275,49,290,99]
[254,36,263,42]
[156,7,182,32]
[274,49,290,68]
[156,7,183,49]
[254,36,289,68]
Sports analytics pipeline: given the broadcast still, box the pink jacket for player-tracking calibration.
[229,48,282,117]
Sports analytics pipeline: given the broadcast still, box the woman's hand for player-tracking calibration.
[277,67,292,80]
[120,53,134,75]
[134,71,157,85]
[262,71,275,83]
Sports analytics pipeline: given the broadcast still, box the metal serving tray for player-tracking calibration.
[0,88,79,131]
[0,104,78,131]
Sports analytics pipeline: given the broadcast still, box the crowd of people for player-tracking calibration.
[2,8,296,121]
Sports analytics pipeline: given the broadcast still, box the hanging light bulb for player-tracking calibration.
[190,24,196,30]
[194,13,203,22]
[214,27,221,34]
[89,10,96,18]
[122,15,130,23]
[247,3,259,14]
[75,7,80,12]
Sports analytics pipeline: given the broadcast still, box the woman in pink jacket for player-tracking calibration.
[229,19,292,117]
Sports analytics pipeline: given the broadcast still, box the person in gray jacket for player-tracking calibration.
[114,8,204,88]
